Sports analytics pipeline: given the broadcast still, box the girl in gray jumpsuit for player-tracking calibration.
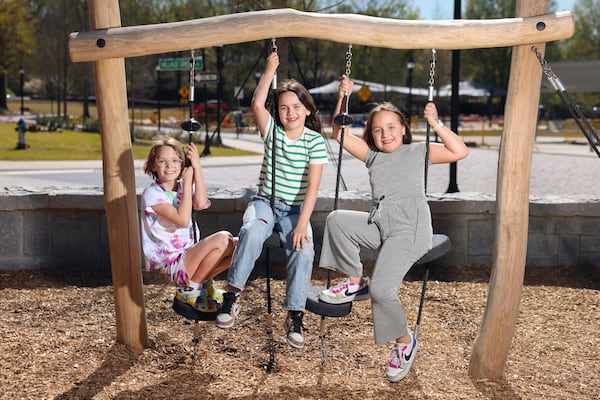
[319,76,469,383]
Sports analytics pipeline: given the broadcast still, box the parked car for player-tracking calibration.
[194,99,229,114]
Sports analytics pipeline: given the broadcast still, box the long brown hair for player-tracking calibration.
[273,79,322,134]
[362,102,411,148]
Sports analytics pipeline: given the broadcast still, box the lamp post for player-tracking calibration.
[406,55,415,126]
[446,0,462,193]
[19,65,24,115]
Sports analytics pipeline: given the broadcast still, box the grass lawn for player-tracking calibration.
[0,121,255,161]
[2,100,256,160]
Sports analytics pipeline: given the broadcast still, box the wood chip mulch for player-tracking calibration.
[0,264,597,400]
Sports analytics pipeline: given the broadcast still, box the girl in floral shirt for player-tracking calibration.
[141,136,236,311]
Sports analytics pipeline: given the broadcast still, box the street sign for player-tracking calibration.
[158,57,203,71]
[178,86,189,98]
[357,84,372,102]
[195,72,219,83]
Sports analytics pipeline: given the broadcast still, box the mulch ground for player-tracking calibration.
[0,264,597,400]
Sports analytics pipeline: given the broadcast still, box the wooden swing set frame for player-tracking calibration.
[68,0,573,380]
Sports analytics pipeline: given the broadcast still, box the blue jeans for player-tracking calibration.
[227,196,314,311]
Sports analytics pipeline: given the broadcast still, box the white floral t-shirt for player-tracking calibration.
[140,181,208,283]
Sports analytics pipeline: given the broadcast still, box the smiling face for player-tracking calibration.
[369,110,407,153]
[151,145,183,188]
[277,91,311,138]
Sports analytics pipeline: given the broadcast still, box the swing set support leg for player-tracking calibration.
[319,316,328,368]
[192,320,201,361]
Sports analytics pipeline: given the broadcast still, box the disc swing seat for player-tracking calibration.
[168,49,216,361]
[304,49,452,366]
[305,44,355,320]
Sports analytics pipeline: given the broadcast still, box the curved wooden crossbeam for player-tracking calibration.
[69,8,573,62]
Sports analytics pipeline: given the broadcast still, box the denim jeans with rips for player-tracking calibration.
[226,195,314,311]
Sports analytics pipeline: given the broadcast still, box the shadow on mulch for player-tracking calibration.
[1,259,597,291]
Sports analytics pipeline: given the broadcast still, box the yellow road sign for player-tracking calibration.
[357,84,372,102]
[178,86,189,98]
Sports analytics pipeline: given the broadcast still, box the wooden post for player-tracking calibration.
[468,0,547,379]
[89,0,148,351]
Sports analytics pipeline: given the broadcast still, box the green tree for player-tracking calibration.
[563,0,600,60]
[462,0,516,90]
[559,0,600,112]
[462,0,561,89]
[0,0,37,110]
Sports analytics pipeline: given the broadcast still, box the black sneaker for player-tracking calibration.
[284,311,305,349]
[216,292,240,329]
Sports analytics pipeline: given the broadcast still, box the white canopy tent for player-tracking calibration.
[437,80,507,97]
[309,79,429,96]
[309,79,506,97]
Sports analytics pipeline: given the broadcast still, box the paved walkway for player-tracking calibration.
[1,129,598,197]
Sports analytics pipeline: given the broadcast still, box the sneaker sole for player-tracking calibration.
[319,290,370,304]
[215,317,235,329]
[353,293,370,301]
[286,336,304,349]
[387,340,418,383]
[318,292,356,304]
[215,305,240,329]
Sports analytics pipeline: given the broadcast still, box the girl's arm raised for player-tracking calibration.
[333,75,368,161]
[186,143,209,210]
[424,102,469,164]
[152,167,194,228]
[251,52,279,137]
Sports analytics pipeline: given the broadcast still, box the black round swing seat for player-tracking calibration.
[305,233,451,317]
[180,117,202,132]
[172,296,218,322]
[417,234,451,265]
[305,285,353,317]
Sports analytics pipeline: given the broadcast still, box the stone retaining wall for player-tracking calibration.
[1,187,598,271]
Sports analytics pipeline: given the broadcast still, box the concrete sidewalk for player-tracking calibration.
[1,130,598,197]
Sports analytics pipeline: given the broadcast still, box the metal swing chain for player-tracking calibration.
[531,46,599,158]
[270,38,278,91]
[413,48,436,343]
[181,49,202,140]
[263,37,277,373]
[178,49,203,244]
[333,44,354,209]
[424,49,437,193]
[319,44,354,369]
[428,49,437,102]
[344,44,352,77]
[188,49,196,115]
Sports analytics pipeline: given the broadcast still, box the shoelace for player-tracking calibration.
[389,343,407,368]
[290,312,304,333]
[220,293,237,313]
[331,279,352,294]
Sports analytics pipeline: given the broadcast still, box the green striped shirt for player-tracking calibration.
[257,116,328,205]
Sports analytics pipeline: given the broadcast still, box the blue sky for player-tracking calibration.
[411,0,577,20]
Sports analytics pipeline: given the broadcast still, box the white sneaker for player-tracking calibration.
[319,277,370,304]
[386,333,418,383]
[283,311,305,349]
[216,292,240,329]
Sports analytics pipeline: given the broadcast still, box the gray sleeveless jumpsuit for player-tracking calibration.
[319,142,432,344]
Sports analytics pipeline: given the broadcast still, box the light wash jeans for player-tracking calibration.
[227,195,314,311]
